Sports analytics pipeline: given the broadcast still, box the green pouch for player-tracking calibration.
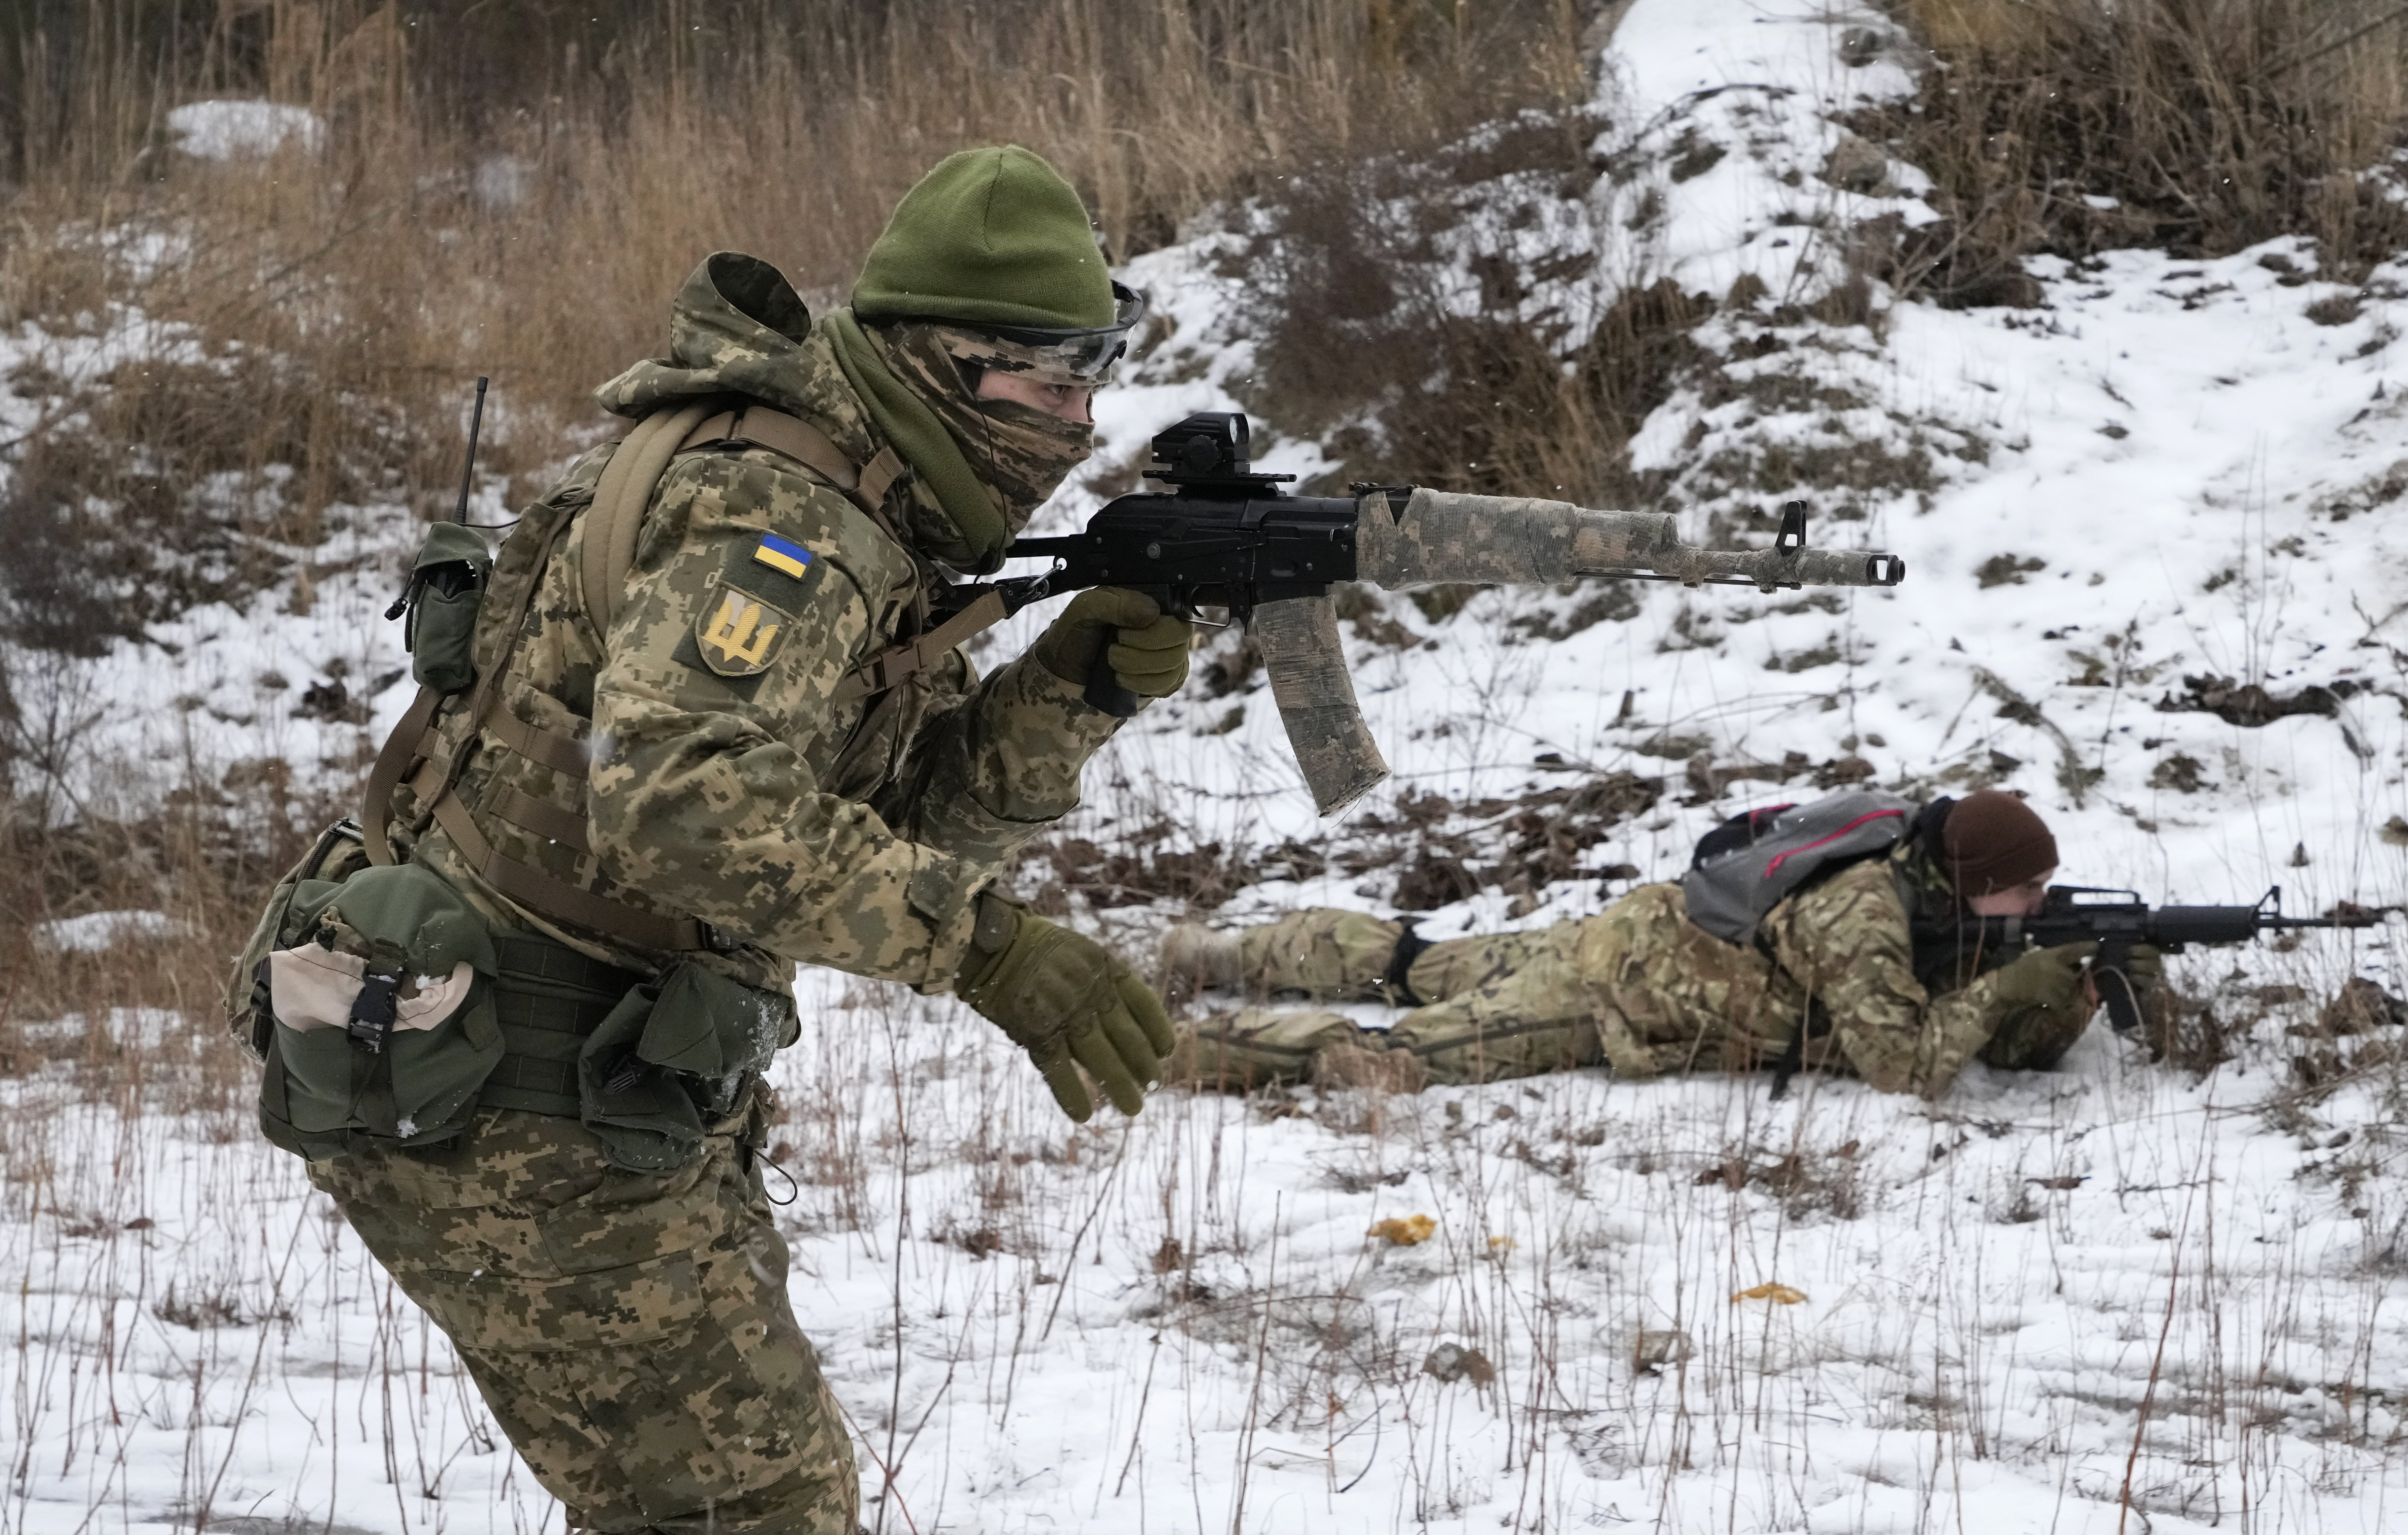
[256,862,505,1161]
[577,961,796,1172]
[404,521,492,695]
[225,819,372,1062]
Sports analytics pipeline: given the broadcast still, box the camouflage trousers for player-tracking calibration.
[1179,907,1612,1090]
[308,1106,857,1534]
[1177,894,2092,1092]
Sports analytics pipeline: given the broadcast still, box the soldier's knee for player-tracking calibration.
[1169,1008,1367,1090]
[637,1449,859,1535]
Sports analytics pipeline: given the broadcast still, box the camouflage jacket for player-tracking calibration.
[1590,848,2050,1096]
[391,257,1120,993]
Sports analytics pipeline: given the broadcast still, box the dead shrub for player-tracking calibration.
[2319,976,2408,1034]
[1392,852,1484,912]
[2156,672,2357,725]
[1,350,426,647]
[0,644,344,1109]
[2144,978,2244,1074]
[4,0,1594,483]
[1695,1143,1867,1222]
[1876,0,2408,303]
[1251,140,1704,505]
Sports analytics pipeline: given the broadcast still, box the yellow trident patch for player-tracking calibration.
[695,587,791,677]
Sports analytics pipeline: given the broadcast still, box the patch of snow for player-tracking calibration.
[472,154,536,211]
[166,99,325,162]
[32,910,197,953]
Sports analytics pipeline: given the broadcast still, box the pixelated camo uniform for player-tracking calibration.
[319,256,1123,1533]
[1188,851,2087,1098]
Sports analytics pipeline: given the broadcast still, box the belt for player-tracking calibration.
[478,933,647,1117]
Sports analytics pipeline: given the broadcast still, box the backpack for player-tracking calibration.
[1679,789,1915,946]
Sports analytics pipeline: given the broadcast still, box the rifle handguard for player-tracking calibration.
[1356,487,1906,591]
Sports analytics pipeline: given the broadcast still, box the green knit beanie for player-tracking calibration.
[852,146,1116,331]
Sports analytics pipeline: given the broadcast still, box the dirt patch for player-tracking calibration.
[2156,673,2357,727]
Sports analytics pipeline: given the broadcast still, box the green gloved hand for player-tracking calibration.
[1031,588,1191,701]
[955,891,1177,1122]
[2115,943,2164,993]
[1989,942,2097,1015]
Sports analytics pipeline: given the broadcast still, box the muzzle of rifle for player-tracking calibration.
[1353,488,1905,591]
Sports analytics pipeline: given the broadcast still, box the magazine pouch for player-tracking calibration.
[224,819,374,1062]
[256,862,504,1161]
[577,961,795,1173]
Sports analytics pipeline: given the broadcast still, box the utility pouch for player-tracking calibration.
[577,960,796,1173]
[224,819,373,1062]
[255,862,505,1161]
[404,522,492,695]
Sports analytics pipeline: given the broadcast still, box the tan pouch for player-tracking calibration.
[266,949,476,1034]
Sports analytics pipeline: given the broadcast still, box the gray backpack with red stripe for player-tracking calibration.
[1680,789,1915,945]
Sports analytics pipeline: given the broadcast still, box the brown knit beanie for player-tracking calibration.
[1941,791,2058,896]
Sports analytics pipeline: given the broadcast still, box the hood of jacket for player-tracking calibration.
[596,251,1023,570]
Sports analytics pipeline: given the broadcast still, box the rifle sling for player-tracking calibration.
[831,587,1010,702]
[430,789,701,954]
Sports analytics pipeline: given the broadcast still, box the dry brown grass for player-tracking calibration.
[1881,0,2408,303]
[3,0,1592,501]
[0,767,331,1116]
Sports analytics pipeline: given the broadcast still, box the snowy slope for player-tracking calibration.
[5,2,2408,1533]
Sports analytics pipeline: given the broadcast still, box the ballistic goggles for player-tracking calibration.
[966,281,1148,385]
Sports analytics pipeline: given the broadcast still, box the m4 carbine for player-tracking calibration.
[1938,885,2380,1035]
[973,411,1907,814]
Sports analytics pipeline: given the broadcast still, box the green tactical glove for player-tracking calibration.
[955,891,1177,1122]
[1989,942,2097,1015]
[2115,943,2164,993]
[1031,588,1191,700]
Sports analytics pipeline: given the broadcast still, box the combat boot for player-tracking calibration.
[1159,923,1247,999]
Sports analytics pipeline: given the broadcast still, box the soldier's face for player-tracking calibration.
[975,367,1094,424]
[1965,869,2054,918]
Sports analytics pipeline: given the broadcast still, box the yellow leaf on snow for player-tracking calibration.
[1731,1282,1807,1305]
[1368,1214,1436,1246]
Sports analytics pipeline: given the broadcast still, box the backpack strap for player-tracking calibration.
[360,685,444,866]
[829,587,1010,702]
[584,400,718,638]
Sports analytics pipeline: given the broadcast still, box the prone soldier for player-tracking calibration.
[1167,790,2163,1099]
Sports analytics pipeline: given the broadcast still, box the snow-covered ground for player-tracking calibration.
[5,2,2407,1532]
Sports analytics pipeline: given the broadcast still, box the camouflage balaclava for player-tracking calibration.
[826,145,1119,571]
[871,322,1094,529]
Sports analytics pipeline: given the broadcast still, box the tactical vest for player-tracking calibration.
[364,398,1012,966]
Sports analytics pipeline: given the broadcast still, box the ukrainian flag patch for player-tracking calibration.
[753,533,814,580]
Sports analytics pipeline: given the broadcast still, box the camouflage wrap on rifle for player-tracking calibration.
[1354,487,1902,590]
